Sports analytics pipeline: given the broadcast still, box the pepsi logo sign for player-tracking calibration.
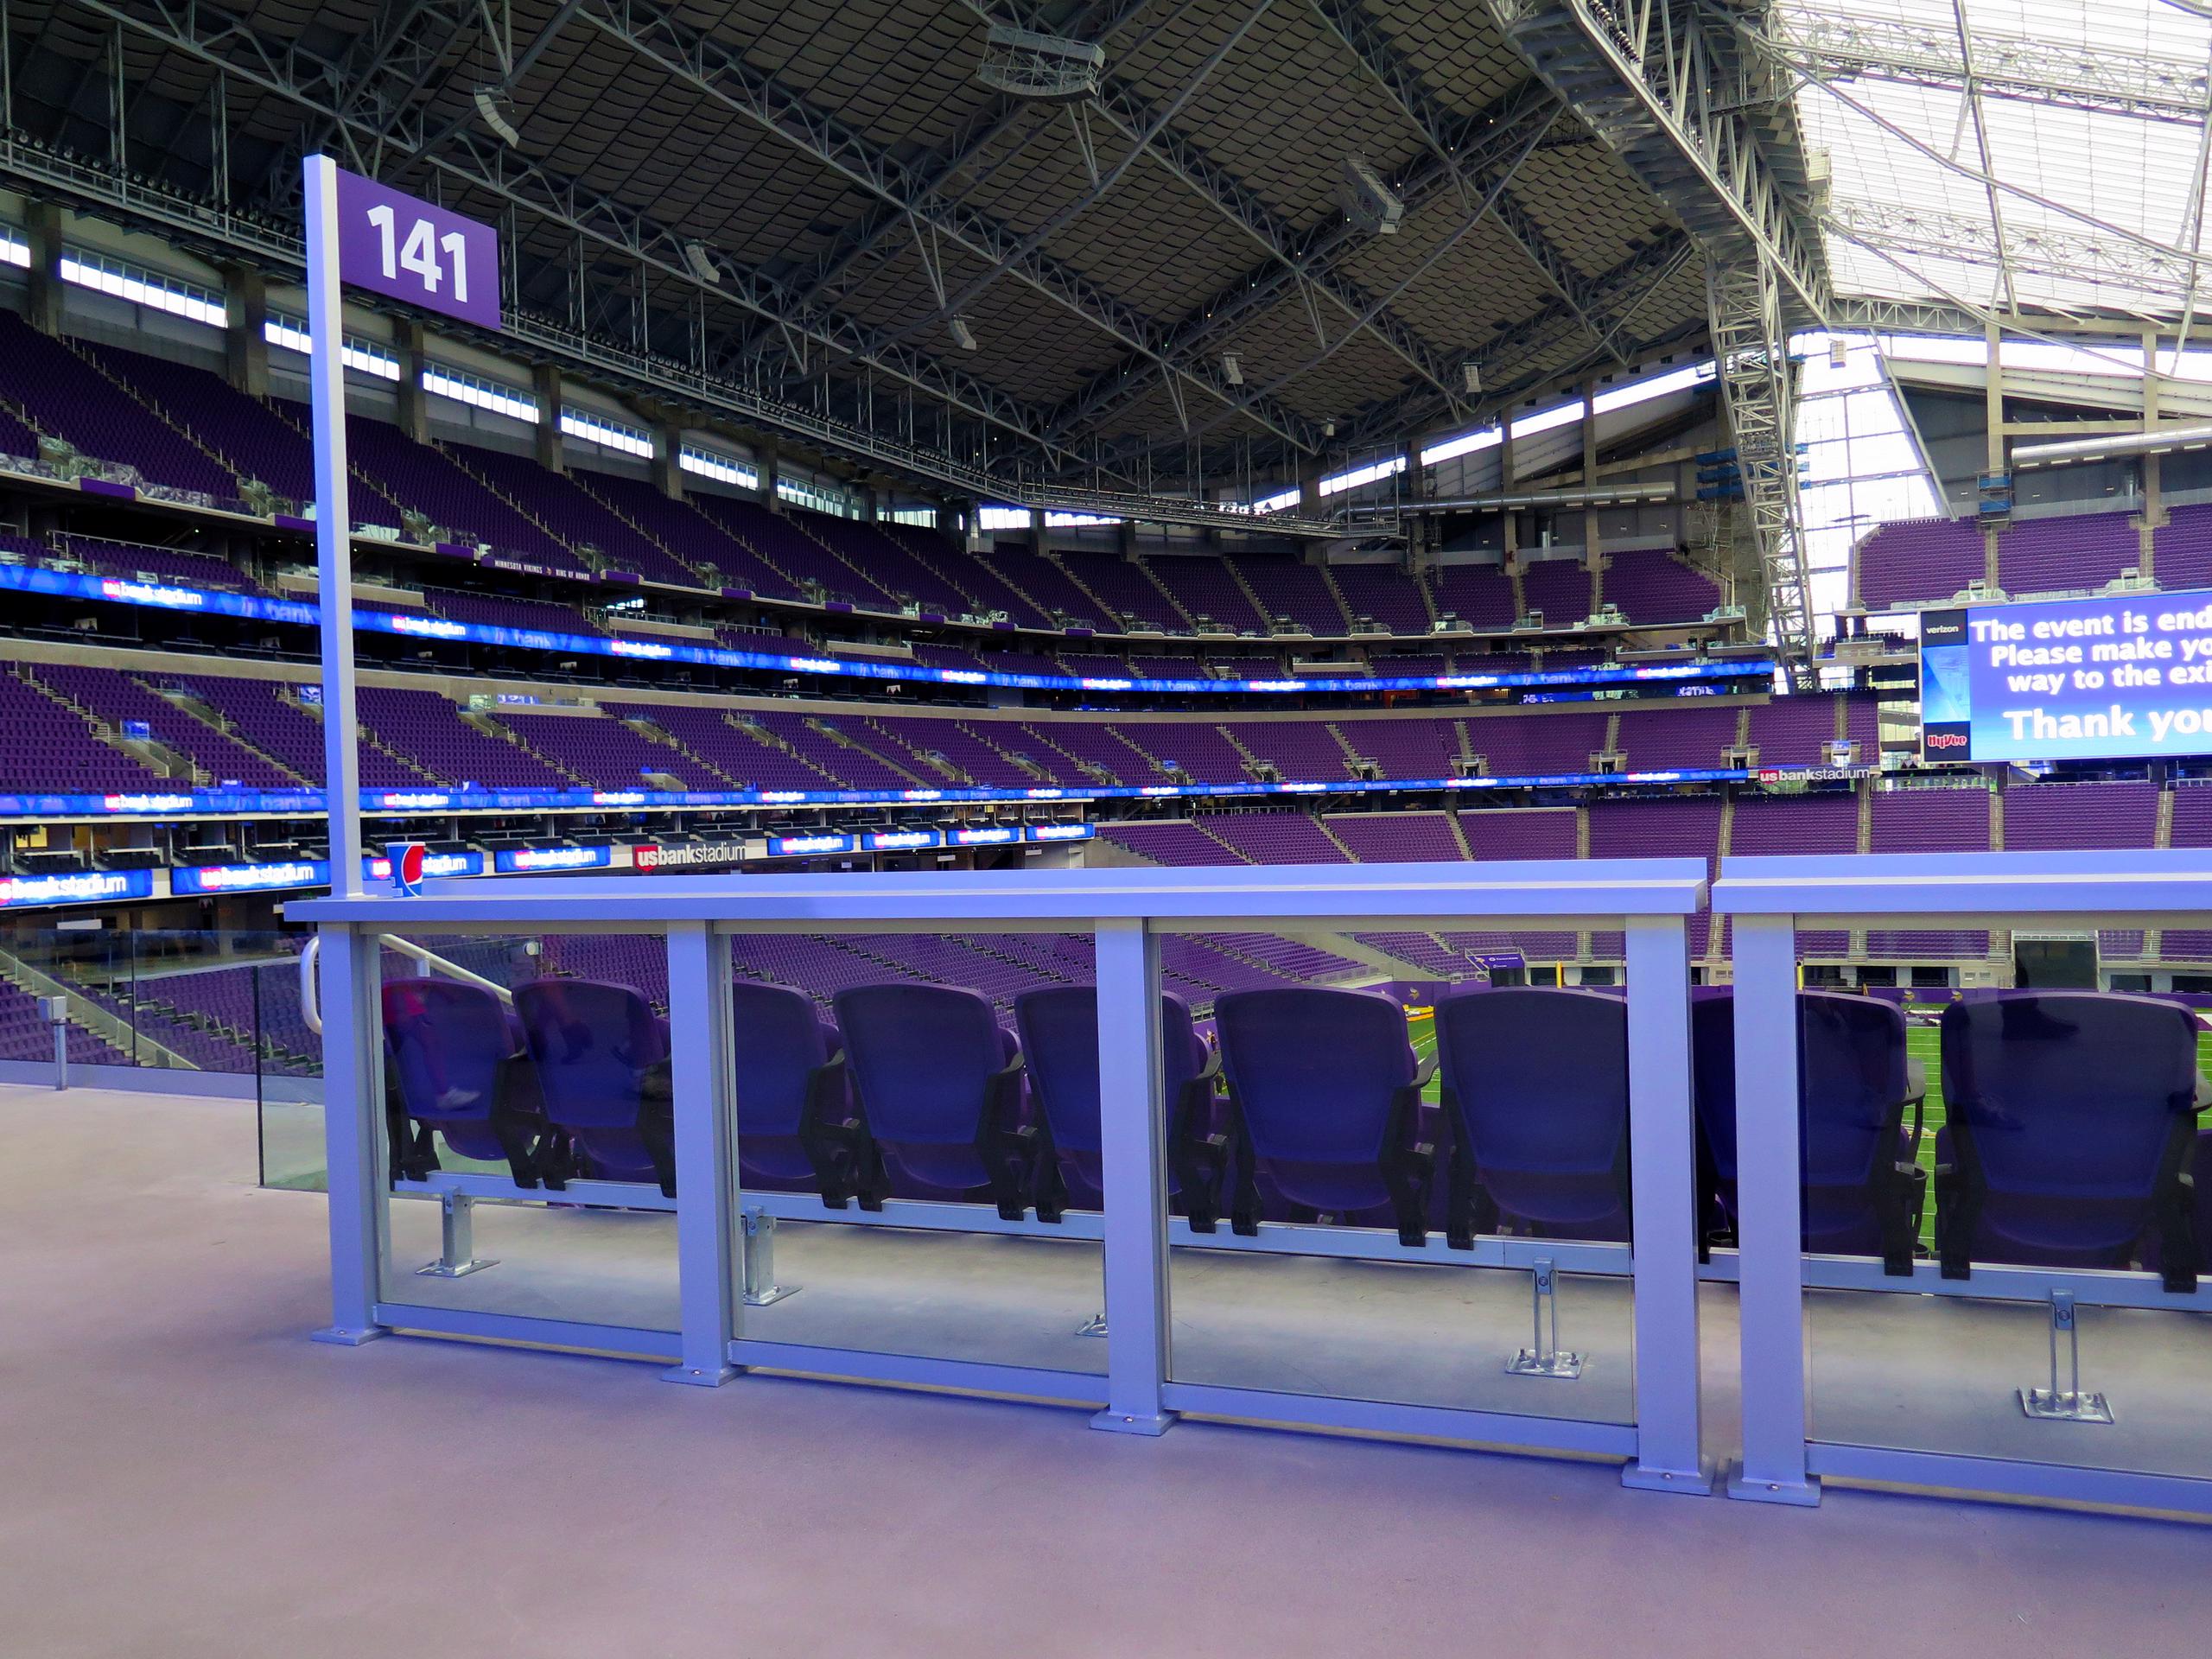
[385,841,429,895]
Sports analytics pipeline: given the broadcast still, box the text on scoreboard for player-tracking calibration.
[1920,589,2212,762]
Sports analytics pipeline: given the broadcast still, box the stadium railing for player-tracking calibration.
[1715,849,2212,1519]
[291,858,1715,1493]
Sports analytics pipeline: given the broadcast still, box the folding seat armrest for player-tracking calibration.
[798,1052,888,1211]
[1903,1056,1928,1109]
[1383,1078,1438,1246]
[1171,1063,1230,1232]
[1439,1085,1492,1252]
[488,1051,549,1189]
[382,1060,440,1185]
[2157,1170,2198,1295]
[2153,1116,2200,1294]
[1411,1053,1439,1091]
[638,1058,678,1198]
[1880,1161,1927,1277]
[980,1052,1040,1222]
[1932,1153,1974,1280]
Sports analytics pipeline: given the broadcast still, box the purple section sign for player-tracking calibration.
[333,168,501,330]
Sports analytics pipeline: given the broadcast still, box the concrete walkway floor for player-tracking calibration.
[1,1083,2205,1658]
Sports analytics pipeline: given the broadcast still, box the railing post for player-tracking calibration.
[1727,912,1819,1503]
[311,923,388,1345]
[1091,917,1174,1435]
[665,921,738,1385]
[1620,914,1712,1492]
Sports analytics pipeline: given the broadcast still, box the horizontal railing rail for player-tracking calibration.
[294,857,1713,1491]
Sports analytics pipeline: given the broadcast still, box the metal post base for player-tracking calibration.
[662,1363,738,1388]
[310,1324,390,1346]
[416,1256,498,1279]
[741,1206,800,1307]
[1503,1258,1583,1379]
[2020,1388,2114,1423]
[1090,1408,1178,1436]
[2018,1289,2113,1424]
[1621,1457,1720,1496]
[416,1192,494,1278]
[1076,1311,1109,1337]
[1505,1348,1585,1379]
[1724,1459,1823,1506]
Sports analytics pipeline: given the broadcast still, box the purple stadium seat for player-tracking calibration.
[831,983,1035,1216]
[1214,986,1437,1243]
[729,981,884,1208]
[381,979,543,1185]
[1855,515,1982,608]
[1435,988,1630,1245]
[1013,986,1225,1222]
[1691,990,1925,1273]
[1934,993,2200,1288]
[515,979,676,1195]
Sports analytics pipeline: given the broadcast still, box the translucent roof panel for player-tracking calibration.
[1780,0,2212,321]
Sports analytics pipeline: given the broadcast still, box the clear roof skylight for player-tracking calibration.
[1777,0,2212,321]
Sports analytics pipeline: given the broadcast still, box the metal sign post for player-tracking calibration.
[302,156,500,898]
[301,156,359,898]
[302,158,501,1348]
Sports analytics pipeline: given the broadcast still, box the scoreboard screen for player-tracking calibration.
[1919,589,2212,763]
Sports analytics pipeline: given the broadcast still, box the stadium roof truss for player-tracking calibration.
[1747,0,2212,332]
[0,0,1719,515]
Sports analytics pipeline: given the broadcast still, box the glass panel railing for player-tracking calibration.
[723,928,1109,1379]
[1718,855,2212,1517]
[373,928,677,1342]
[1159,930,1637,1427]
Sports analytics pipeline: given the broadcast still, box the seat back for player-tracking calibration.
[382,977,521,1123]
[1694,991,1908,1188]
[1215,987,1413,1166]
[1435,988,1627,1224]
[1942,994,2197,1224]
[513,978,669,1128]
[833,982,1011,1146]
[730,980,836,1139]
[1014,986,1205,1154]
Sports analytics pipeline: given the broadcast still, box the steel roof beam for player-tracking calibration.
[65,0,1084,467]
[1491,0,1830,324]
[1750,10,2211,124]
[761,0,1166,334]
[1042,76,1566,443]
[962,0,1476,423]
[1079,107,1556,466]
[1828,197,2200,314]
[1302,0,1631,365]
[1337,231,1700,452]
[577,0,1322,455]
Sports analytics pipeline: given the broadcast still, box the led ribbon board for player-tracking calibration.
[492,845,613,874]
[1921,589,2212,762]
[0,569,1770,700]
[0,765,1773,820]
[0,868,155,907]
